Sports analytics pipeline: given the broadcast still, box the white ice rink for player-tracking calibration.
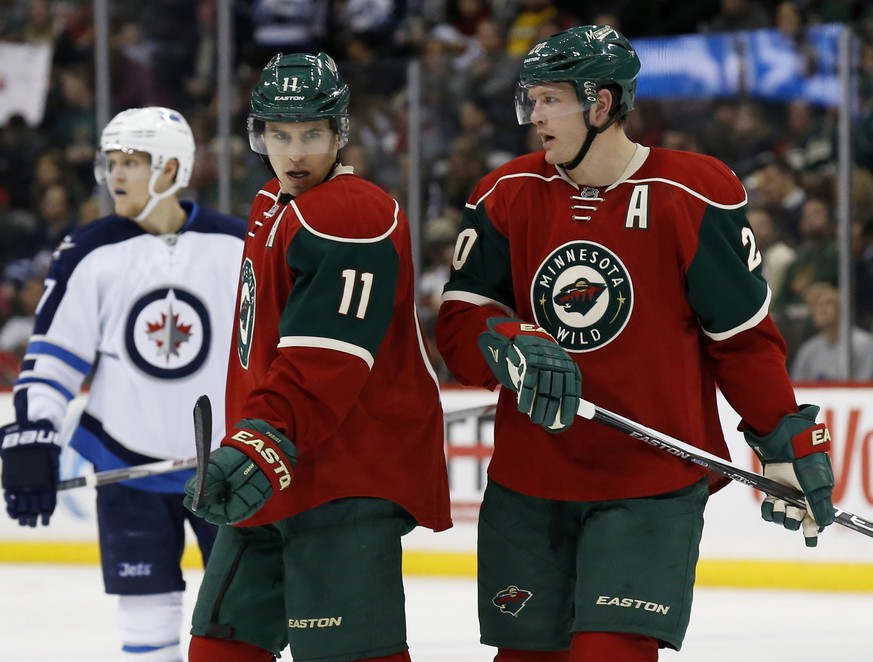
[1,564,871,661]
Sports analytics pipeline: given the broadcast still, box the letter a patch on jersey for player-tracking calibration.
[492,585,533,617]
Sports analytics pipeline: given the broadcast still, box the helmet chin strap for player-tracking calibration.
[561,110,623,171]
[133,170,184,223]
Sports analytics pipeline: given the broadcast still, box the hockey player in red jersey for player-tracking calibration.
[182,52,451,662]
[435,25,835,662]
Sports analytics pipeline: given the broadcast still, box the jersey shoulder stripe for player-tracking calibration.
[466,151,566,209]
[293,174,401,242]
[622,148,747,209]
[181,200,247,239]
[278,335,375,369]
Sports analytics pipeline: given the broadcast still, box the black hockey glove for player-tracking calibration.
[1,420,62,527]
[478,317,582,432]
[743,405,835,547]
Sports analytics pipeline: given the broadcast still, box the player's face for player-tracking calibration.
[264,120,339,197]
[527,83,587,165]
[103,150,155,219]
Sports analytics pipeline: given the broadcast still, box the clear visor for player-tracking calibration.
[248,122,343,157]
[93,148,153,185]
[515,83,588,125]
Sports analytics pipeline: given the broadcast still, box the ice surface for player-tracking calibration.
[1,564,871,661]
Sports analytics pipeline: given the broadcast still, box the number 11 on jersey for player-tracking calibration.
[338,269,374,319]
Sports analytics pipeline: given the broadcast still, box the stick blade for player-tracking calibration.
[191,395,213,511]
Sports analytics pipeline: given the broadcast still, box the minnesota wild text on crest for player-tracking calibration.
[536,246,625,289]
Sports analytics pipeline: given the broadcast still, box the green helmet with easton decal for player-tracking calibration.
[248,52,351,154]
[516,25,640,124]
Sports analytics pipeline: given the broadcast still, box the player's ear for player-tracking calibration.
[595,88,612,116]
[163,158,180,182]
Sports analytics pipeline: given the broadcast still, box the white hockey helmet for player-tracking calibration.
[95,107,195,222]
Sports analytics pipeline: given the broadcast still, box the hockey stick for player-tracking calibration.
[575,397,873,539]
[190,394,212,511]
[58,456,197,490]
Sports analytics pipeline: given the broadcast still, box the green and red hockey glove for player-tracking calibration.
[1,420,61,527]
[184,419,297,525]
[478,317,582,432]
[743,405,835,547]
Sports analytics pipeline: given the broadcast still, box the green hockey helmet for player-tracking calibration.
[248,52,350,155]
[516,25,640,125]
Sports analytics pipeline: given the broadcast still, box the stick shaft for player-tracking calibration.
[58,457,197,490]
[191,395,212,511]
[576,398,873,539]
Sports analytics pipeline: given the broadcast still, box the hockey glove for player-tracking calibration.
[478,317,582,432]
[184,419,297,526]
[0,420,61,527]
[743,405,835,547]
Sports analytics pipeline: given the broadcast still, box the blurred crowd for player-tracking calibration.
[3,0,873,385]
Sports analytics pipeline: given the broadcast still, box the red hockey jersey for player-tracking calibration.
[436,147,798,501]
[226,167,451,530]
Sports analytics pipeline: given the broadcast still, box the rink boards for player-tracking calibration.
[1,387,872,591]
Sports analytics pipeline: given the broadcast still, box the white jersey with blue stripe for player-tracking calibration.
[12,201,245,491]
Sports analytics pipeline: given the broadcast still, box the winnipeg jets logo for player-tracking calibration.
[145,299,192,360]
[126,287,211,378]
[531,240,632,352]
[52,234,76,260]
[492,585,533,617]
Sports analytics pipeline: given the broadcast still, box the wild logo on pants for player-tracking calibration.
[492,585,533,617]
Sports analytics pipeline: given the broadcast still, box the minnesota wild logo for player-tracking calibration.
[238,258,256,369]
[531,241,632,352]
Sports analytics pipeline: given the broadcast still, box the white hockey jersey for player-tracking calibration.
[12,201,246,492]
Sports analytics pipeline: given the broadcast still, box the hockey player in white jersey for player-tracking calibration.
[0,107,246,662]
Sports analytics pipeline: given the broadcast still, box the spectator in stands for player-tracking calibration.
[110,20,173,113]
[778,100,836,175]
[747,205,797,300]
[773,0,818,80]
[446,0,492,37]
[455,97,520,169]
[29,149,85,214]
[0,255,49,362]
[773,196,840,358]
[428,134,489,216]
[724,100,781,178]
[136,0,199,97]
[659,126,704,153]
[747,156,807,244]
[419,213,461,383]
[183,0,218,109]
[249,0,331,62]
[504,0,580,57]
[791,282,873,382]
[451,17,523,132]
[0,115,45,211]
[853,215,873,330]
[45,64,98,191]
[702,0,770,33]
[31,184,78,255]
